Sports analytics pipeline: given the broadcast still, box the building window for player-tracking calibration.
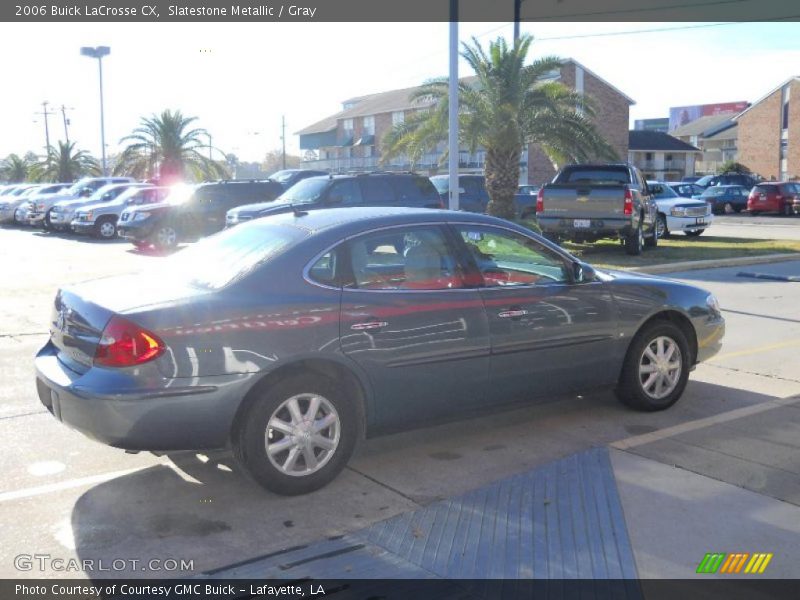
[363,116,375,135]
[392,111,405,126]
[343,118,354,135]
[645,152,653,161]
[364,145,373,158]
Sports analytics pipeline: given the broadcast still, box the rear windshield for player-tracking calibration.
[276,177,329,204]
[753,184,777,194]
[430,176,448,194]
[153,223,308,290]
[555,166,632,185]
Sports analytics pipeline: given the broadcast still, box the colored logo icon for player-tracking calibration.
[696,552,773,574]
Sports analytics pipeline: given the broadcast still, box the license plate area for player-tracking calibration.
[695,218,706,225]
[573,219,591,228]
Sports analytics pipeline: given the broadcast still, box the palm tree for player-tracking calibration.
[0,154,32,183]
[114,110,228,183]
[31,141,101,182]
[382,35,617,219]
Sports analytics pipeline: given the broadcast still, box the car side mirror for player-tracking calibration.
[573,262,596,283]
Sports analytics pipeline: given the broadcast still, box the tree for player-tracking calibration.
[382,35,617,219]
[0,154,32,183]
[114,110,229,183]
[262,148,302,174]
[30,141,101,182]
[718,160,751,175]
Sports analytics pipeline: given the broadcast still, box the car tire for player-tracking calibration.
[685,229,704,237]
[233,373,359,495]
[43,211,53,230]
[94,216,117,239]
[624,222,643,256]
[656,214,669,239]
[734,206,743,213]
[616,321,691,412]
[150,223,179,250]
[749,211,760,217]
[644,222,658,248]
[783,203,793,217]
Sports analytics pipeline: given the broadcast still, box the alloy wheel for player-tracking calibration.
[638,336,682,400]
[99,221,116,238]
[156,226,177,248]
[265,393,341,477]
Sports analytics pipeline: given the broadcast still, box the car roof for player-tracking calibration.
[243,206,511,234]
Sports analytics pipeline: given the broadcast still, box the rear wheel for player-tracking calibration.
[685,229,704,237]
[644,222,658,248]
[750,211,760,217]
[43,210,53,230]
[94,216,117,239]
[656,214,669,239]
[233,373,359,495]
[624,223,643,256]
[616,321,691,411]
[783,203,793,217]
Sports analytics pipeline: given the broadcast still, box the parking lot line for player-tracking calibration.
[708,338,800,362]
[0,466,148,503]
[611,396,800,450]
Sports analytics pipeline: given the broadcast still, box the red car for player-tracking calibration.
[747,182,800,216]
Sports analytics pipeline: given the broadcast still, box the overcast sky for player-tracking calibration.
[1,21,798,163]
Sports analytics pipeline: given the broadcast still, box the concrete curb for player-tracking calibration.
[627,253,800,275]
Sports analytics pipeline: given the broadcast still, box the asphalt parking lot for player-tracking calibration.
[1,222,799,580]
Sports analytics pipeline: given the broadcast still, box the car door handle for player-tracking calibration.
[351,321,388,331]
[498,309,528,319]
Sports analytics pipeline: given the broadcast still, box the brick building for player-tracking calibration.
[628,131,701,181]
[735,77,800,180]
[671,113,739,175]
[296,59,634,184]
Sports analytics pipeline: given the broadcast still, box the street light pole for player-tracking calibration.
[40,101,52,153]
[448,0,459,211]
[60,105,73,145]
[81,46,110,176]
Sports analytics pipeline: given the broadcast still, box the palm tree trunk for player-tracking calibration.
[485,146,521,220]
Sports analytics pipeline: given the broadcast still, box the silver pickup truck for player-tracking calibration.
[536,163,658,255]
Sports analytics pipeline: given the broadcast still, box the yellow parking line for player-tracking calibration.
[708,339,800,362]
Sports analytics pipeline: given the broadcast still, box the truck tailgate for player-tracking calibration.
[539,185,626,219]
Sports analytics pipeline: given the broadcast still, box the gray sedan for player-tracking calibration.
[35,208,724,495]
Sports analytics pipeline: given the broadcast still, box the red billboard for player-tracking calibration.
[669,101,749,131]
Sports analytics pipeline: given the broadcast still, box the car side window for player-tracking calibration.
[358,178,395,205]
[346,227,464,291]
[456,226,569,287]
[327,180,363,205]
[308,250,341,287]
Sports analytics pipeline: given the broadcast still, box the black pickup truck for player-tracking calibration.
[535,163,659,255]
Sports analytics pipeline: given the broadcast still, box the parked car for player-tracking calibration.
[49,182,148,231]
[71,186,170,239]
[695,173,759,189]
[667,182,704,198]
[118,179,285,249]
[34,207,725,495]
[16,183,72,225]
[226,172,442,227]
[518,184,539,196]
[28,176,136,229]
[648,181,713,238]
[0,184,42,224]
[681,176,702,184]
[429,174,538,218]
[268,169,328,190]
[695,185,750,214]
[536,163,658,255]
[747,182,800,216]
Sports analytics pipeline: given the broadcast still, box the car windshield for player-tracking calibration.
[276,177,329,205]
[695,175,714,187]
[649,183,678,199]
[163,184,197,205]
[268,170,297,184]
[430,177,448,194]
[557,166,631,184]
[153,222,308,290]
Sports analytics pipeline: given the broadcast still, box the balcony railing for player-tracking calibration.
[302,150,528,174]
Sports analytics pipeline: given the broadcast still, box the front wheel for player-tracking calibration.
[233,373,359,495]
[783,203,793,217]
[624,223,643,256]
[616,322,691,411]
[685,229,704,237]
[94,217,117,239]
[150,223,178,250]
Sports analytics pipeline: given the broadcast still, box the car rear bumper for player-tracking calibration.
[34,341,251,451]
[537,216,633,238]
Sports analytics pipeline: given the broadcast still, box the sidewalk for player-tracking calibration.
[205,396,800,583]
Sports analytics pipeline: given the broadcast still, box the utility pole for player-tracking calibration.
[448,0,459,211]
[514,0,522,41]
[60,105,73,145]
[35,101,53,154]
[281,115,286,170]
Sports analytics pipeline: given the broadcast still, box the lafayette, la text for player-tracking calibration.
[16,583,325,597]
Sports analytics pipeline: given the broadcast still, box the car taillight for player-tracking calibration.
[94,316,165,367]
[624,187,633,216]
[536,188,544,213]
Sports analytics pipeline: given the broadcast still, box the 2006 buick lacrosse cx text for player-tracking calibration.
[34,208,725,496]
